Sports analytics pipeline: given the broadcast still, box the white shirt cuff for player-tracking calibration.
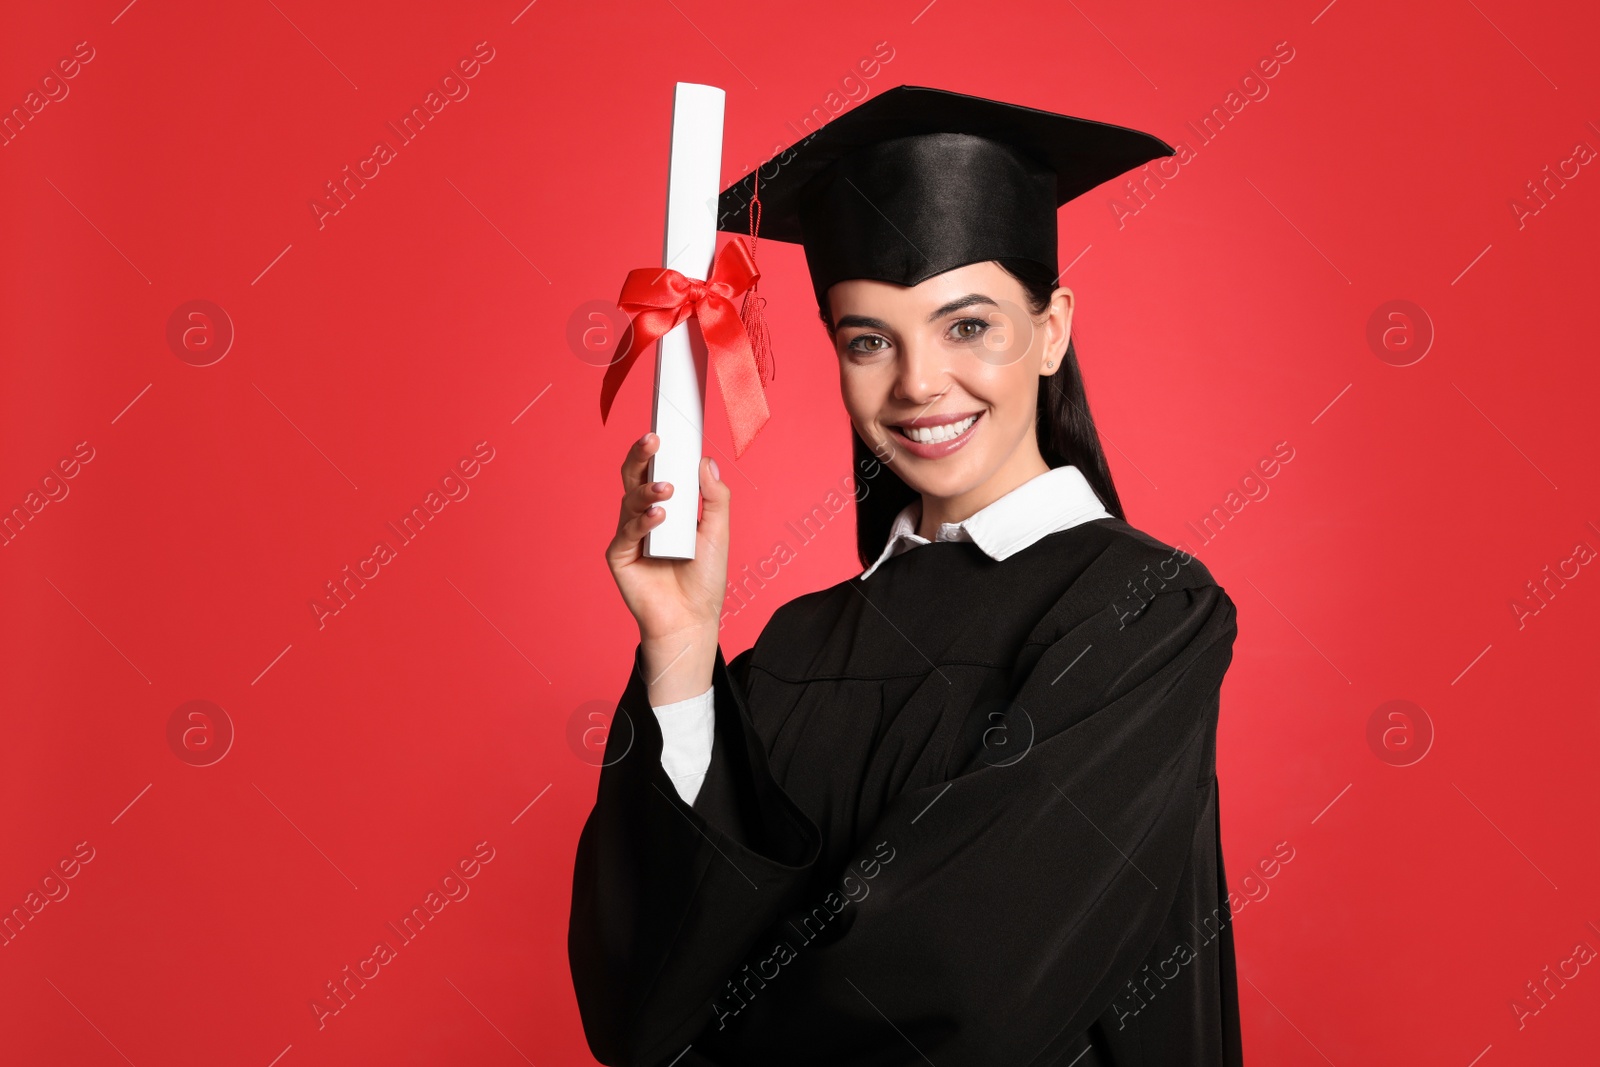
[651,684,714,805]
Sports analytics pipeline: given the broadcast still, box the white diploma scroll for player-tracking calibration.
[644,82,725,561]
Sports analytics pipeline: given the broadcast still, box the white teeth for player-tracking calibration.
[903,414,977,444]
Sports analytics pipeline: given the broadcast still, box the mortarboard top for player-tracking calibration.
[715,85,1174,309]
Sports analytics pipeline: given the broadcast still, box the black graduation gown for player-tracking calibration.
[569,518,1243,1066]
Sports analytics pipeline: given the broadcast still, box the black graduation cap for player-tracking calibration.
[716,85,1174,309]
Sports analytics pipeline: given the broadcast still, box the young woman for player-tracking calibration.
[571,86,1243,1067]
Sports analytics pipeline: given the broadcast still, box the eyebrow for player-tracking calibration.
[926,293,999,322]
[834,293,1000,333]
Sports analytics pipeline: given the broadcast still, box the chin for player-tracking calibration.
[893,452,987,498]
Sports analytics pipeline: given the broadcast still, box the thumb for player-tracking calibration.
[698,455,730,530]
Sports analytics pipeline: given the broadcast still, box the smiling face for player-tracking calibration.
[826,260,1074,531]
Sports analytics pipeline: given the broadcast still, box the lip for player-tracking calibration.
[891,409,984,429]
[889,411,983,460]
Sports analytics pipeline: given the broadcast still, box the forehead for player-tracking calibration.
[826,261,1016,322]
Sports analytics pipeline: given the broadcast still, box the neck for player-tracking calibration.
[915,442,1051,541]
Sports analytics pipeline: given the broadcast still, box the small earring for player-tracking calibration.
[1046,360,1055,369]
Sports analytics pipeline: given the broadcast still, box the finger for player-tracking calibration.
[606,499,667,563]
[620,478,673,522]
[620,431,659,491]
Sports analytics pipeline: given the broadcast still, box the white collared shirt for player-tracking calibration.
[651,464,1113,804]
[856,463,1113,580]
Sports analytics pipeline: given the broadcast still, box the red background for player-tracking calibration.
[3,0,1597,1063]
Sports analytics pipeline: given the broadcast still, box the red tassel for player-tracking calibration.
[741,290,774,384]
[739,172,776,384]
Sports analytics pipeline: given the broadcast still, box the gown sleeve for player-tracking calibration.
[567,641,823,1066]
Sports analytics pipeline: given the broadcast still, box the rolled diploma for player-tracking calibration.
[645,82,725,560]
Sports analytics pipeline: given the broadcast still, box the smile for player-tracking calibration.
[900,414,977,443]
[889,411,983,458]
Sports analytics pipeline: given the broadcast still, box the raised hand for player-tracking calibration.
[604,432,729,705]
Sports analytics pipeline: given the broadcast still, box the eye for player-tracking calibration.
[948,317,990,342]
[845,333,891,356]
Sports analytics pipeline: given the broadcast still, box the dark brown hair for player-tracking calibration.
[820,258,1126,570]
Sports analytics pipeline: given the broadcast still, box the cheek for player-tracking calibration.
[963,360,1034,416]
[837,363,886,423]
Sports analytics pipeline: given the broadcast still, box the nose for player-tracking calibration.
[891,335,949,406]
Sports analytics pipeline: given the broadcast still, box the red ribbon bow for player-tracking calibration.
[600,239,771,458]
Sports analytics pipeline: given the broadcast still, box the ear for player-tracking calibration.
[1041,287,1075,373]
